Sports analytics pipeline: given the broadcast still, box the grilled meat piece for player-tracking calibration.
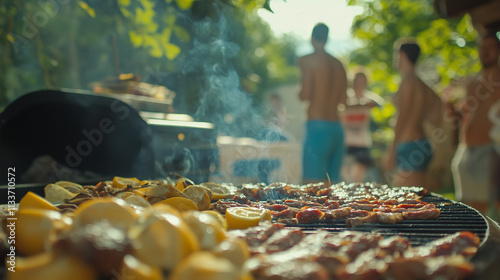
[346,212,379,227]
[248,258,330,280]
[296,208,325,224]
[237,225,478,280]
[212,200,249,214]
[376,212,404,224]
[324,207,352,220]
[259,228,305,254]
[273,207,301,219]
[406,231,480,258]
[226,221,284,248]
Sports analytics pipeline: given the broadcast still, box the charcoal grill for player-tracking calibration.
[284,194,488,247]
[280,193,500,279]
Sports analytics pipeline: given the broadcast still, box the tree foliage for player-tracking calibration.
[0,0,297,121]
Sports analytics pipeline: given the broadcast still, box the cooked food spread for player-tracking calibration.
[214,182,441,227]
[1,178,481,280]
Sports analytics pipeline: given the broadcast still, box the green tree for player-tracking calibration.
[0,0,298,123]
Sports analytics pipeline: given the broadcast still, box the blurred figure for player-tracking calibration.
[340,71,384,182]
[489,100,500,220]
[298,23,347,183]
[384,39,442,187]
[452,34,500,213]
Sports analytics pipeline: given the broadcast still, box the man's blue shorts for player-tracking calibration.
[396,138,433,171]
[302,120,344,182]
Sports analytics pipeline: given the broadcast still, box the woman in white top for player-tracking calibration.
[340,72,384,182]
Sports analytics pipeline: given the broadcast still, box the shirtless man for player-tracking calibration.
[385,39,442,187]
[298,23,347,183]
[452,34,500,213]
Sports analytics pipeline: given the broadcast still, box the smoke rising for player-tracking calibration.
[183,14,266,138]
[179,10,296,184]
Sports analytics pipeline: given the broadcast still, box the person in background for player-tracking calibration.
[340,71,384,183]
[298,23,347,183]
[384,39,443,187]
[451,33,500,213]
[489,100,500,220]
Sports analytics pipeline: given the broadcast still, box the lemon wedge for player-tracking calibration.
[203,210,228,230]
[19,191,59,212]
[117,255,163,280]
[212,237,250,267]
[7,252,97,280]
[112,176,142,188]
[131,212,199,270]
[153,197,198,212]
[225,207,272,230]
[44,183,77,204]
[72,197,137,230]
[14,209,63,256]
[182,211,226,250]
[200,182,231,200]
[168,252,241,280]
[54,181,83,193]
[183,186,211,211]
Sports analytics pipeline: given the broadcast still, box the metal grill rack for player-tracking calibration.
[283,194,488,247]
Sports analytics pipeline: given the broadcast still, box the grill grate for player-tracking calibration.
[282,193,488,247]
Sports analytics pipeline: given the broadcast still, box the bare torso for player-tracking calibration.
[395,74,442,142]
[462,70,500,146]
[299,51,347,121]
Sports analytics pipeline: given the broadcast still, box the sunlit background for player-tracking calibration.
[257,0,363,56]
[0,0,496,192]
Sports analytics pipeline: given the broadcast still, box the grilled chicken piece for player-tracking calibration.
[324,207,352,220]
[406,231,480,258]
[346,213,379,227]
[296,208,325,224]
[248,259,330,280]
[376,212,404,224]
[257,228,305,254]
[226,221,284,249]
[273,207,300,219]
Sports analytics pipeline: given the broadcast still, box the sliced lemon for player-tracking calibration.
[54,181,83,193]
[200,182,231,200]
[183,186,211,211]
[19,191,59,212]
[116,192,150,208]
[117,255,163,280]
[72,197,137,230]
[112,176,143,188]
[135,183,187,200]
[182,211,226,250]
[131,212,199,270]
[169,252,241,280]
[176,180,186,191]
[203,210,228,230]
[212,237,250,267]
[153,197,198,212]
[150,203,182,216]
[7,252,97,280]
[225,207,272,230]
[14,209,63,256]
[44,183,77,204]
